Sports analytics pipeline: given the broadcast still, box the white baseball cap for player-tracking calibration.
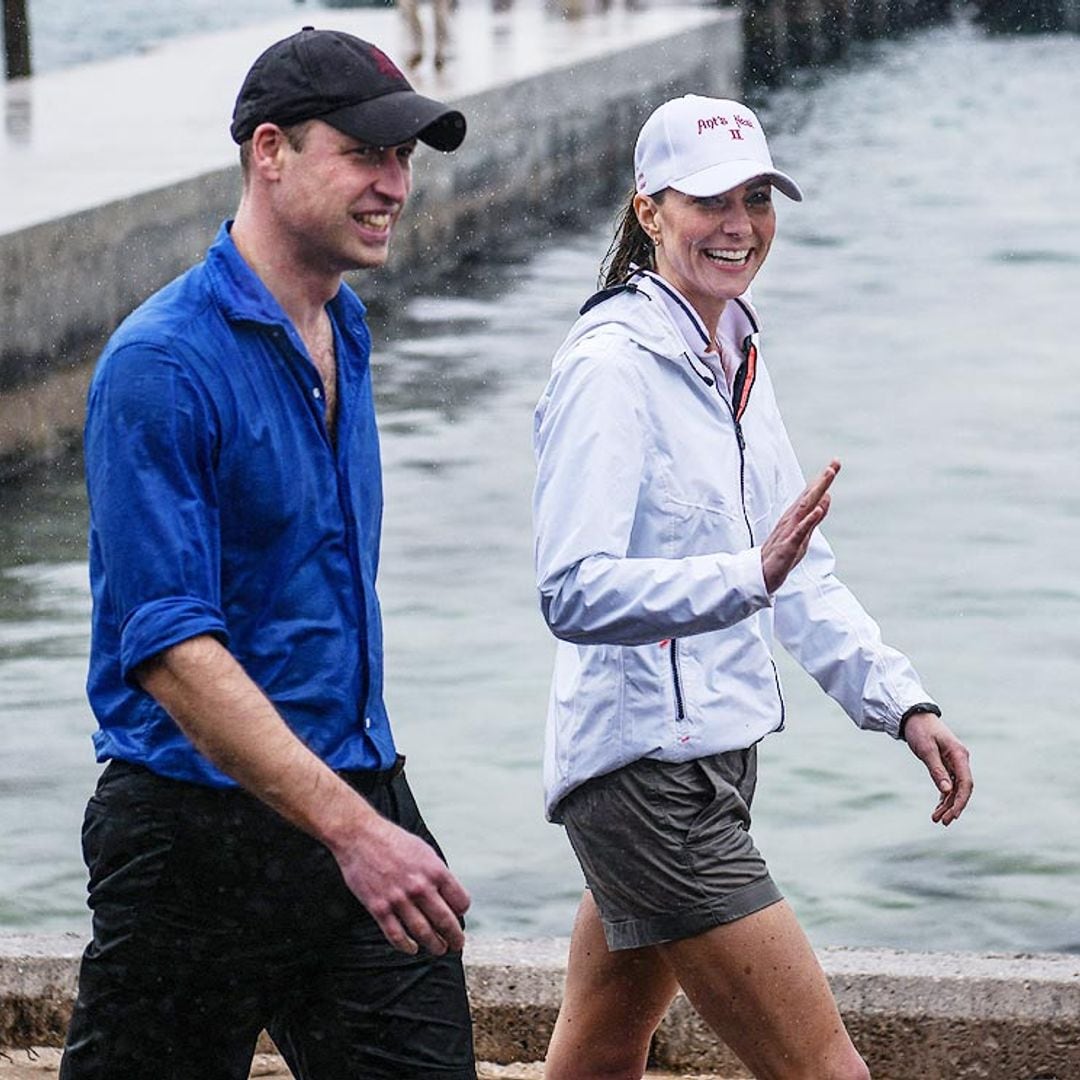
[634,94,803,202]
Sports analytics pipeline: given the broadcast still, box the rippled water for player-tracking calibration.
[25,0,300,73]
[2,17,1078,953]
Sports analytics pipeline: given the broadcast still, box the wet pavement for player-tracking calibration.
[0,0,728,235]
[0,1049,744,1079]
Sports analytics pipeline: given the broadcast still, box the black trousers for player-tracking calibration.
[59,759,476,1080]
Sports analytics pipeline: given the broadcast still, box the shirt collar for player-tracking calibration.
[205,220,368,333]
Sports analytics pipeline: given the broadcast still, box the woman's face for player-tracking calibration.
[635,180,777,329]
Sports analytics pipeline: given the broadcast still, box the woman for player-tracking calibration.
[532,95,973,1079]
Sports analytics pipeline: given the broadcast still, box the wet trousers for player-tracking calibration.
[59,759,476,1080]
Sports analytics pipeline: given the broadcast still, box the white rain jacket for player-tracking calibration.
[533,274,936,820]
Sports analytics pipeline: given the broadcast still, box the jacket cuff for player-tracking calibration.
[898,701,942,740]
[742,546,773,608]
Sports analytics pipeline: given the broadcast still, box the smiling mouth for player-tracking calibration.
[353,211,393,232]
[704,248,752,267]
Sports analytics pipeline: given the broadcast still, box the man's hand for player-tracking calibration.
[332,814,471,956]
[903,711,973,826]
[761,459,840,594]
[137,636,471,958]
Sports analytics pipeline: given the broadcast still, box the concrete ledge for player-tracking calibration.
[654,946,1080,1078]
[3,935,1078,1078]
[0,935,80,1051]
[465,937,568,1064]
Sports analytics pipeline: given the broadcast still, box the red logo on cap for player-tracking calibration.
[697,115,728,134]
[370,45,403,80]
[697,113,756,136]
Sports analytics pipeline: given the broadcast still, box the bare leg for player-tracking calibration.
[544,891,677,1080]
[658,900,870,1080]
[397,0,424,65]
[433,0,451,66]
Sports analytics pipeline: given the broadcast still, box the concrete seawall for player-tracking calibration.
[1,934,1077,1078]
[741,0,955,83]
[972,0,1080,32]
[0,3,740,474]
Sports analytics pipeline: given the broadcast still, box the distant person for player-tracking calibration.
[532,94,973,1079]
[60,27,475,1080]
[399,0,453,70]
[548,0,643,18]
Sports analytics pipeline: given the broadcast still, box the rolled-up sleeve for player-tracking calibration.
[85,342,228,685]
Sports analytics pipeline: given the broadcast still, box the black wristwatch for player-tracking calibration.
[899,702,941,740]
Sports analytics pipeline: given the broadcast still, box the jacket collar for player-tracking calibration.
[564,274,763,403]
[631,270,761,354]
[632,270,712,355]
[631,271,762,392]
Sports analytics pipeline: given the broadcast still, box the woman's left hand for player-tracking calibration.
[903,712,973,826]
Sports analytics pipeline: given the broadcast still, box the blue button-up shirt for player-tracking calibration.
[84,222,396,786]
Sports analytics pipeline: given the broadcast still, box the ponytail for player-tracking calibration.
[599,188,665,288]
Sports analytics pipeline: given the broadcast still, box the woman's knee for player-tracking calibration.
[544,1021,652,1080]
[851,1056,873,1080]
[545,1062,647,1080]
[827,1048,872,1080]
[774,1048,870,1080]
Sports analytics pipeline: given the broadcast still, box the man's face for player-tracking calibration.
[272,120,415,275]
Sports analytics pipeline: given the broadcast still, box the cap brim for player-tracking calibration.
[319,89,466,151]
[670,161,803,202]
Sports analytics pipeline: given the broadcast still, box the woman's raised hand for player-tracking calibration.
[760,460,840,594]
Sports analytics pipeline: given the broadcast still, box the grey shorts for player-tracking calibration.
[559,748,782,950]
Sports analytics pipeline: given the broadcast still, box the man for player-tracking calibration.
[60,28,475,1080]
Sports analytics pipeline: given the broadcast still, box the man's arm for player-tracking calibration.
[136,633,469,956]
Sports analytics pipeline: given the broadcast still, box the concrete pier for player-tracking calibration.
[740,0,955,84]
[0,934,1077,1078]
[972,0,1080,32]
[0,1,741,474]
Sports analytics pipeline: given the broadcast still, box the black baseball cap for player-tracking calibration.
[230,27,466,151]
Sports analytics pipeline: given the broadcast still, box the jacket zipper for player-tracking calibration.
[670,639,685,722]
[718,393,754,547]
[770,658,786,731]
[728,336,758,545]
[716,339,786,728]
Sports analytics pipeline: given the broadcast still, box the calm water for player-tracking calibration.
[2,18,1079,954]
[25,0,304,73]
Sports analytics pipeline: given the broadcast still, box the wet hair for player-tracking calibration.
[599,187,667,288]
[238,119,315,178]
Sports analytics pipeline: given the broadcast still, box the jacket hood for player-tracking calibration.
[554,283,684,371]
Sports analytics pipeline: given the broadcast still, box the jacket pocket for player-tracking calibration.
[663,491,748,560]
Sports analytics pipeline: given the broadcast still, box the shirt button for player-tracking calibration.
[312,387,322,399]
[364,716,372,730]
